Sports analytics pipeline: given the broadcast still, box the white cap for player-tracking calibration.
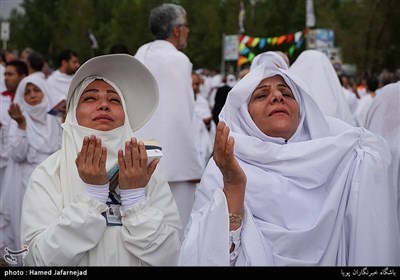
[67,54,159,132]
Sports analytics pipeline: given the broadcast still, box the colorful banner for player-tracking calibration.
[238,30,308,67]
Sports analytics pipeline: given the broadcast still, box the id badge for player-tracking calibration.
[102,192,123,226]
[105,204,122,226]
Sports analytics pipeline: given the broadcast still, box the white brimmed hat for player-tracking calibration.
[67,54,159,132]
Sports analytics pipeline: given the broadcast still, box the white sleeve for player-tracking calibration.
[119,169,182,266]
[229,226,242,265]
[119,187,145,211]
[8,127,29,162]
[179,188,231,266]
[85,183,109,204]
[21,166,108,266]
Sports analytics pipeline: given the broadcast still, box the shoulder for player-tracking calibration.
[30,151,61,181]
[135,42,152,53]
[157,41,190,62]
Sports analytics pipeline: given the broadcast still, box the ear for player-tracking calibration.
[60,59,68,68]
[172,25,181,37]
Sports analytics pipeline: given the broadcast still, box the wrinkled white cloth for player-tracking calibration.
[179,61,400,266]
[46,69,72,109]
[365,81,400,232]
[250,51,289,71]
[134,40,203,182]
[0,93,13,188]
[194,94,214,170]
[354,94,374,127]
[134,40,204,234]
[342,87,359,114]
[290,50,356,126]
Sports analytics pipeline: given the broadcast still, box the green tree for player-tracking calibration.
[4,0,399,76]
[315,0,400,76]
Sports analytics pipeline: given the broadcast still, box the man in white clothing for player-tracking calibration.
[0,60,28,194]
[47,50,80,120]
[134,3,203,233]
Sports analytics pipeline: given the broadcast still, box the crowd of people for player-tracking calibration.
[0,2,399,267]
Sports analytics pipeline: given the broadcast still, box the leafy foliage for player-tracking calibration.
[2,0,399,76]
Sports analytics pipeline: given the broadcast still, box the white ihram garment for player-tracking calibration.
[290,50,355,126]
[0,75,62,264]
[179,62,400,266]
[20,77,181,266]
[134,40,203,232]
[365,81,400,232]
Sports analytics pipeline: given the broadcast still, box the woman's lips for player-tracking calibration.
[269,108,289,116]
[94,114,113,121]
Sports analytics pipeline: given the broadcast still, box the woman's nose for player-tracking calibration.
[271,90,284,103]
[97,100,110,111]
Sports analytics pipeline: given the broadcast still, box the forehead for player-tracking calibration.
[192,74,200,82]
[84,79,116,91]
[5,65,17,72]
[258,75,287,86]
[26,82,39,87]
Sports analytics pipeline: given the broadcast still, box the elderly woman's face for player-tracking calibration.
[76,80,125,131]
[248,75,299,140]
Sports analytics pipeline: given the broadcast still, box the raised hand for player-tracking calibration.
[8,103,26,130]
[213,121,246,222]
[75,135,108,185]
[118,138,159,189]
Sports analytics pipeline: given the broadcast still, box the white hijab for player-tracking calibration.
[187,61,398,265]
[219,62,361,196]
[250,51,289,72]
[365,81,400,229]
[289,50,355,125]
[60,77,134,204]
[11,75,61,155]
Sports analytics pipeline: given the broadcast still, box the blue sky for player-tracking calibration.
[0,0,24,20]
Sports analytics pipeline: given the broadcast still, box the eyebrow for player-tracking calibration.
[255,82,289,91]
[82,88,118,94]
[255,84,270,91]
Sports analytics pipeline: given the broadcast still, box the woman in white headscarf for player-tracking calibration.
[365,81,400,232]
[0,75,62,265]
[289,50,356,126]
[179,60,400,266]
[250,51,290,71]
[20,54,181,266]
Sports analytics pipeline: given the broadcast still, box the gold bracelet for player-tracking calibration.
[229,213,243,224]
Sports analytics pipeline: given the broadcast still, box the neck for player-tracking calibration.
[165,37,179,49]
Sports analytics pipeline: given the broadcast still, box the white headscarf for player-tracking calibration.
[11,75,61,155]
[219,61,362,189]
[185,60,398,265]
[289,50,355,125]
[60,76,134,204]
[250,51,289,72]
[365,81,400,229]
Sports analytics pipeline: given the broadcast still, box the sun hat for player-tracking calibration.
[67,54,159,132]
